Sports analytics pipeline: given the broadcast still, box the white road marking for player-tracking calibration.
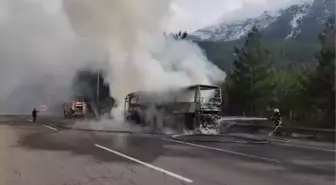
[94,144,193,183]
[172,133,193,138]
[275,143,336,153]
[28,119,33,122]
[164,138,281,163]
[44,125,58,131]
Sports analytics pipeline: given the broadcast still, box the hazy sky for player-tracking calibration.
[4,0,313,32]
[168,0,313,32]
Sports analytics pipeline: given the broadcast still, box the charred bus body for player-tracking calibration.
[124,84,222,131]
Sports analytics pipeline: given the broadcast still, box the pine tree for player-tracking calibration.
[305,17,335,128]
[272,66,308,124]
[227,26,275,116]
[173,31,188,40]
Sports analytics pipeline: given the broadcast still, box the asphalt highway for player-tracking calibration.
[0,115,334,185]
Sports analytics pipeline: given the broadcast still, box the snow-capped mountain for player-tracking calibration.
[192,11,281,41]
[191,0,335,42]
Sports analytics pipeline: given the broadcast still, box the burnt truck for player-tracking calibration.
[124,84,222,131]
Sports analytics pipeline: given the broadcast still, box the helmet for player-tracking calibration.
[273,109,279,113]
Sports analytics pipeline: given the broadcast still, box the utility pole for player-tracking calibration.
[96,69,100,117]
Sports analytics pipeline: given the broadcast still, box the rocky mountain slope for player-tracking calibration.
[189,0,335,70]
[191,0,335,42]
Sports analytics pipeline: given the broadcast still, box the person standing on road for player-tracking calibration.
[271,109,281,125]
[269,108,282,136]
[32,108,39,122]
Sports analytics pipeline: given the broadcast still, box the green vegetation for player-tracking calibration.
[222,19,335,128]
[197,38,320,70]
[225,26,275,116]
[302,18,335,128]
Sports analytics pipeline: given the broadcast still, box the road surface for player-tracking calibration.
[0,115,334,185]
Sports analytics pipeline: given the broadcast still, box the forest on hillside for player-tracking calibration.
[197,38,320,71]
[221,18,335,129]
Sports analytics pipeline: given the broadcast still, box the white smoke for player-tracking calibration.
[62,0,226,108]
[0,0,107,114]
[0,0,225,121]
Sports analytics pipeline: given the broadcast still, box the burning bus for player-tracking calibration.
[124,84,222,131]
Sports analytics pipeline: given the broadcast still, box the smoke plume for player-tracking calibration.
[62,0,226,107]
[0,0,225,117]
[0,0,104,114]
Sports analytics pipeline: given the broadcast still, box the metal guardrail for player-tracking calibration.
[230,122,335,141]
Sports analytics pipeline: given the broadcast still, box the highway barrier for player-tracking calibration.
[225,121,335,142]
